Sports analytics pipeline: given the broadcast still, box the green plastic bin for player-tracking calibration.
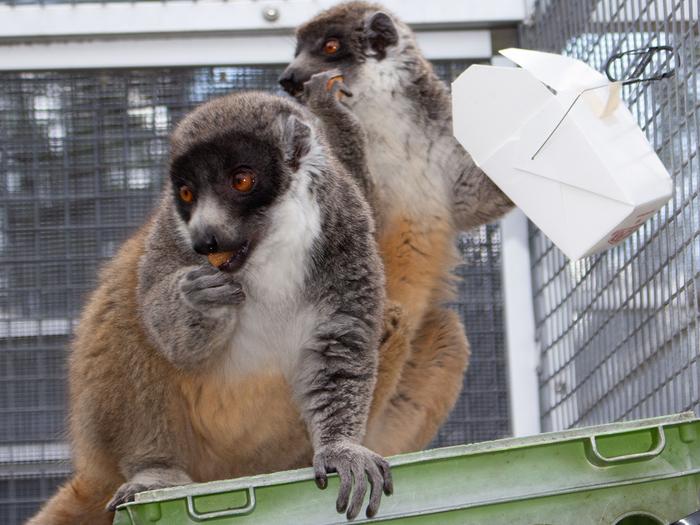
[114,413,700,524]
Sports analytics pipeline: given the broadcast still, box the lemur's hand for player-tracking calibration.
[302,69,353,112]
[179,266,245,317]
[106,467,192,511]
[313,440,392,520]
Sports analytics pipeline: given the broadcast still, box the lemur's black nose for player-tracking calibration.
[279,68,304,95]
[192,234,219,255]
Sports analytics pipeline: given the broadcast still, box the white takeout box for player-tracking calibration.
[452,48,673,260]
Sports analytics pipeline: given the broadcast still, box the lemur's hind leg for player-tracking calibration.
[364,307,470,456]
[368,301,411,428]
[26,474,116,525]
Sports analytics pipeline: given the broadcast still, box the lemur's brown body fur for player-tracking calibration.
[33,230,456,525]
[364,218,467,454]
[30,230,409,525]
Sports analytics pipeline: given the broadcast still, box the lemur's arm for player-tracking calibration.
[297,311,376,446]
[294,243,392,520]
[452,162,514,231]
[302,70,377,209]
[138,241,244,369]
[297,314,393,521]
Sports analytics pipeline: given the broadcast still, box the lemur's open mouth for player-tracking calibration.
[211,240,252,273]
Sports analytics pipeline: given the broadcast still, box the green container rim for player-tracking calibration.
[125,412,697,508]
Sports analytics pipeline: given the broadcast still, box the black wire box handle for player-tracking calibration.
[604,45,680,84]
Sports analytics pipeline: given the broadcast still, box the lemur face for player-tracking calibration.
[169,93,313,273]
[279,2,398,97]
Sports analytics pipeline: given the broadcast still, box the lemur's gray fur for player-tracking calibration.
[131,80,391,519]
[280,1,514,231]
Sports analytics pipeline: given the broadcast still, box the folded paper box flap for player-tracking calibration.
[452,48,673,260]
[499,47,607,94]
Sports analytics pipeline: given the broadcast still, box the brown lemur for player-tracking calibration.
[279,2,514,454]
[28,77,394,525]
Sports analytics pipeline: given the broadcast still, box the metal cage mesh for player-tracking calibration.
[521,0,700,431]
[0,60,509,522]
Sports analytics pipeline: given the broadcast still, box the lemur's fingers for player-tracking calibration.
[304,71,329,96]
[180,271,229,293]
[315,444,390,519]
[185,265,219,281]
[107,469,192,512]
[304,69,352,105]
[377,457,393,495]
[106,482,149,511]
[325,74,342,92]
[346,462,367,520]
[335,462,352,514]
[329,78,353,100]
[322,69,353,99]
[324,73,352,97]
[365,461,383,518]
[313,455,328,489]
[195,284,245,306]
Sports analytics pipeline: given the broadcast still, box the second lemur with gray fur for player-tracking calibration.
[278,2,514,454]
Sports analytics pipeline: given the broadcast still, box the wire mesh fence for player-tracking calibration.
[521,0,700,432]
[0,60,509,523]
[432,225,510,446]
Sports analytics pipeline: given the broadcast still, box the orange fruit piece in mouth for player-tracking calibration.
[207,252,234,268]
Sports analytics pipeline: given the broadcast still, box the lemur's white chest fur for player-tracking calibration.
[348,58,455,223]
[220,166,323,379]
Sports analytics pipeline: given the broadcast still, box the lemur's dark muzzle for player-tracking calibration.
[191,229,221,255]
[279,66,307,96]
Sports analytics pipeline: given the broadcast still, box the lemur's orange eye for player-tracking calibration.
[179,186,194,203]
[324,39,340,55]
[232,170,255,193]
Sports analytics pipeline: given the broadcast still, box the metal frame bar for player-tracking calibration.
[0,0,515,69]
[0,0,526,40]
[0,29,493,70]
[501,210,542,437]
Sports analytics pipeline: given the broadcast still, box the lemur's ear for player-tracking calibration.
[279,113,312,171]
[366,12,398,57]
